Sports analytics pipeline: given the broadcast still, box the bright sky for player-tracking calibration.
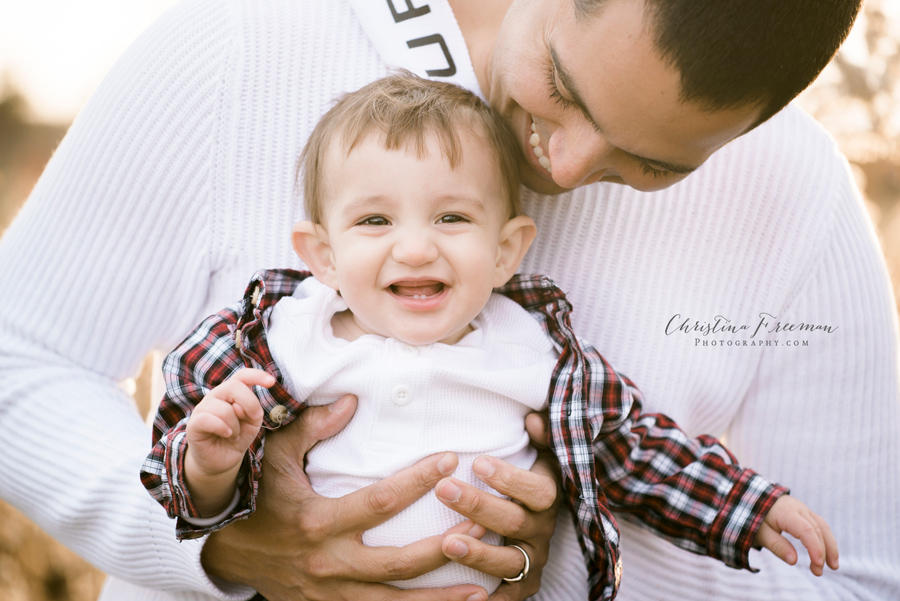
[0,0,178,123]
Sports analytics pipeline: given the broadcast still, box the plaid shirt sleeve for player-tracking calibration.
[138,299,263,539]
[139,270,309,540]
[498,274,788,600]
[592,376,788,572]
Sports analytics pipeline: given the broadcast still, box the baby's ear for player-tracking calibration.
[494,215,537,287]
[292,220,339,290]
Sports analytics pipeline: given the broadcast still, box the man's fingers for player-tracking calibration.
[346,581,488,601]
[471,455,557,512]
[757,522,798,566]
[444,519,487,540]
[435,477,535,539]
[268,395,358,465]
[348,535,452,581]
[335,452,458,530]
[524,412,550,449]
[442,534,529,581]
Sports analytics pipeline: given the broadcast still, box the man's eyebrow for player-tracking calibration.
[548,43,699,176]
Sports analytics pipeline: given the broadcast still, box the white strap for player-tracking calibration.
[347,0,484,98]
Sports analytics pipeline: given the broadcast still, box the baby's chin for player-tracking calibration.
[386,324,474,347]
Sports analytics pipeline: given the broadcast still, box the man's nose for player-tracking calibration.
[548,123,611,189]
[391,229,439,266]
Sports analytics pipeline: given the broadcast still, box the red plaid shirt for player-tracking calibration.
[141,270,786,600]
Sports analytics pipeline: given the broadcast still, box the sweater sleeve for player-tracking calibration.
[713,163,900,600]
[0,0,254,598]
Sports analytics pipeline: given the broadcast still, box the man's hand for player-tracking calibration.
[437,411,561,601]
[754,495,839,576]
[201,395,490,601]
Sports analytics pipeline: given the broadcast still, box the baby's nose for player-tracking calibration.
[391,231,439,266]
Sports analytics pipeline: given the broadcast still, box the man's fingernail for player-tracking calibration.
[473,456,495,478]
[329,395,350,412]
[446,538,468,558]
[437,453,455,475]
[438,480,462,503]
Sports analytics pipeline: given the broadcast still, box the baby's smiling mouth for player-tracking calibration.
[390,281,445,299]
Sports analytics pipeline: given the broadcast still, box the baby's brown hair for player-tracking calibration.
[299,71,521,224]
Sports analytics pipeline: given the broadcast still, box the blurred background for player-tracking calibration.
[1,0,899,599]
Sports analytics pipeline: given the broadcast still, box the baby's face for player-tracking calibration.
[317,132,512,346]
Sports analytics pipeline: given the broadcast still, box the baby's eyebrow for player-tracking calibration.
[340,195,391,215]
[435,194,487,211]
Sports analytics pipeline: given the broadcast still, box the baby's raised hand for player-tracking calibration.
[754,495,838,576]
[186,368,273,477]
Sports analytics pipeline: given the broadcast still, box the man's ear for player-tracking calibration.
[292,220,339,290]
[494,215,537,287]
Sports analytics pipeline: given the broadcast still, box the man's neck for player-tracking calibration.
[446,0,511,100]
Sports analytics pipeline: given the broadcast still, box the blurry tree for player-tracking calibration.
[0,75,66,232]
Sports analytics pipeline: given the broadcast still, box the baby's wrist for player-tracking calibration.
[184,448,242,516]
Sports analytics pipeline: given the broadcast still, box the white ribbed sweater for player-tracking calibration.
[0,1,897,600]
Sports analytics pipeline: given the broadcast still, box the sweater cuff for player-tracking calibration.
[186,537,259,601]
[706,468,789,571]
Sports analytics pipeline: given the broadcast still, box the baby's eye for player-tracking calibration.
[358,215,390,226]
[437,214,469,224]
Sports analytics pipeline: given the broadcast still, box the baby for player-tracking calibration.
[141,73,837,600]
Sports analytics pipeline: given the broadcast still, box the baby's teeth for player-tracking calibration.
[531,121,537,132]
[533,145,543,157]
[538,156,551,169]
[529,133,540,147]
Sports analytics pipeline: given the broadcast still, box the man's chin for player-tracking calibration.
[520,168,628,195]
[520,167,569,196]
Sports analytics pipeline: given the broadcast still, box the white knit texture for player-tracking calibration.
[0,0,897,599]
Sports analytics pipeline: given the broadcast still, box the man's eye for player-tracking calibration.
[358,216,390,226]
[546,64,576,110]
[438,214,468,224]
[639,162,673,179]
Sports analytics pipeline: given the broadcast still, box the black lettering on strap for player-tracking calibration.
[387,0,430,23]
[406,34,456,77]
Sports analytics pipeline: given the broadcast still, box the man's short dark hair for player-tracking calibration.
[577,0,862,126]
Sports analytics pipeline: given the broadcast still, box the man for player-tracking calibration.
[2,0,895,600]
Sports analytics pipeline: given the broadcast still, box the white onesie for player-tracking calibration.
[267,277,587,595]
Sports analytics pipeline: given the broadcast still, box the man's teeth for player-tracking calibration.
[529,121,551,173]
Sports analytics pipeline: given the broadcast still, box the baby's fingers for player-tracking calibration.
[782,511,829,575]
[814,513,839,571]
[756,522,798,566]
[190,408,240,440]
[214,371,267,426]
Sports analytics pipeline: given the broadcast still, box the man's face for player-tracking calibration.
[316,133,512,346]
[485,0,761,195]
